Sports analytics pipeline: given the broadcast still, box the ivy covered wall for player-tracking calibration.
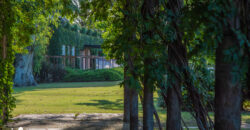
[48,19,103,56]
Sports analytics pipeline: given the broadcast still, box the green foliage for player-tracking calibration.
[157,58,215,110]
[35,62,66,83]
[80,1,249,128]
[0,0,17,126]
[0,0,77,126]
[243,100,250,111]
[63,67,123,82]
[48,19,103,56]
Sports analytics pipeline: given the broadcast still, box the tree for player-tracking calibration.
[123,65,130,123]
[80,0,141,129]
[140,0,159,129]
[214,1,245,129]
[0,0,15,125]
[13,0,78,87]
[80,0,249,130]
[164,0,183,129]
[14,51,37,86]
[0,0,74,125]
[246,0,250,100]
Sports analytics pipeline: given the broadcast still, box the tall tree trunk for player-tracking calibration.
[0,0,16,126]
[139,94,163,130]
[129,87,138,130]
[1,35,7,125]
[124,66,130,123]
[124,0,139,129]
[14,51,37,87]
[215,1,242,129]
[166,76,181,130]
[143,62,154,130]
[246,0,250,100]
[127,55,139,130]
[215,31,241,130]
[165,0,183,129]
[247,57,250,99]
[141,0,158,129]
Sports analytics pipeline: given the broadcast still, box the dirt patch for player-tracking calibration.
[7,113,131,130]
[6,113,250,130]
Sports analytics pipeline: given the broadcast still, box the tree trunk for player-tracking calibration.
[143,66,154,130]
[14,52,37,87]
[247,1,250,100]
[123,0,139,128]
[166,83,181,130]
[1,35,7,125]
[129,87,138,130]
[124,66,130,123]
[165,0,183,129]
[247,60,250,99]
[215,31,241,130]
[141,0,158,129]
[139,94,162,130]
[215,1,242,129]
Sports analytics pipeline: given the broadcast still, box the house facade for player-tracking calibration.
[47,20,119,70]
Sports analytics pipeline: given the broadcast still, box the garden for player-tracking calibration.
[9,81,250,129]
[1,0,250,130]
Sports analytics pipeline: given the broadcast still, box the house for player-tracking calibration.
[47,20,119,70]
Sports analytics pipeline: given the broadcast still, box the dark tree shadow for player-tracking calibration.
[63,116,129,130]
[13,81,121,94]
[7,114,132,130]
[75,99,123,110]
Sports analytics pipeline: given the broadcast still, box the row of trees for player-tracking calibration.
[80,0,250,129]
[0,0,249,129]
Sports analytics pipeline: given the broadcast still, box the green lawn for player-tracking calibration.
[13,81,250,126]
[13,81,123,115]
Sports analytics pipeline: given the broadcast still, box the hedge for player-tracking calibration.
[63,67,124,82]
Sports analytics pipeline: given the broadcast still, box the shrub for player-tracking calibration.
[63,67,124,82]
[36,62,66,83]
[243,100,250,111]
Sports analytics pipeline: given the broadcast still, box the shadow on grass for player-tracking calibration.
[63,120,129,130]
[13,81,121,94]
[15,99,23,104]
[7,114,129,130]
[75,99,123,110]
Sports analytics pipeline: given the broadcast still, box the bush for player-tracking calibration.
[36,62,66,83]
[63,67,124,82]
[243,100,250,111]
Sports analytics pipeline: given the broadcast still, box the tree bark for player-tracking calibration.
[129,87,138,130]
[2,35,6,59]
[215,32,241,130]
[166,83,181,130]
[143,65,154,130]
[139,94,162,130]
[215,1,242,129]
[14,51,37,87]
[141,0,158,129]
[1,35,7,125]
[123,66,130,123]
[124,0,139,129]
[165,0,183,129]
[246,1,250,100]
[247,57,250,99]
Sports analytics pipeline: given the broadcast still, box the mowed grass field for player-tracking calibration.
[13,82,123,115]
[13,81,250,126]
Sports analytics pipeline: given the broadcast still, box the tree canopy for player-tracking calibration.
[0,0,249,129]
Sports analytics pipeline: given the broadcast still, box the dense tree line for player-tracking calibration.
[0,0,250,130]
[81,0,250,130]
